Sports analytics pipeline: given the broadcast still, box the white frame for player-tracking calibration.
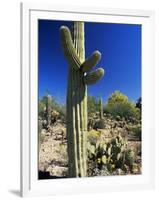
[21,2,155,197]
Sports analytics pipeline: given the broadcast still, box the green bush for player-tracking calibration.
[38,101,45,118]
[128,124,142,140]
[96,119,106,129]
[105,91,140,120]
[87,130,101,145]
[38,95,66,120]
[87,96,100,118]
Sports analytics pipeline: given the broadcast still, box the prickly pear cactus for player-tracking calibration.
[60,22,104,177]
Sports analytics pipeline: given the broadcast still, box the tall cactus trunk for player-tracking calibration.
[67,22,87,177]
[60,21,105,178]
[100,98,103,119]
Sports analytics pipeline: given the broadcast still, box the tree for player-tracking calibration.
[136,97,142,111]
[107,91,128,105]
[105,91,140,120]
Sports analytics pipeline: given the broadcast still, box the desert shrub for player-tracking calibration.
[95,119,106,129]
[87,130,101,145]
[87,96,100,118]
[50,110,60,124]
[134,124,141,140]
[87,135,136,176]
[136,97,142,111]
[128,124,142,140]
[54,104,66,121]
[38,95,66,121]
[105,91,140,120]
[88,117,95,131]
[38,101,45,118]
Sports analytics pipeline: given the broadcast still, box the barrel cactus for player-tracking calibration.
[60,22,104,177]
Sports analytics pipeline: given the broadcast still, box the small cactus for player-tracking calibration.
[45,95,52,126]
[125,149,135,168]
[100,98,103,119]
[96,98,106,129]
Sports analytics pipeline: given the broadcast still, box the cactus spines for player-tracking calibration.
[60,22,105,177]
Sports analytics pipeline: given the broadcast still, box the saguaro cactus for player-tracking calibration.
[45,94,52,126]
[100,98,103,119]
[60,22,105,177]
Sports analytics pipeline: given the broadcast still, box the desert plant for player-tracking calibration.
[87,135,135,176]
[38,100,45,119]
[128,124,141,140]
[60,22,104,177]
[125,149,135,170]
[96,98,106,129]
[134,127,141,141]
[50,110,60,124]
[136,97,142,111]
[87,117,95,131]
[45,95,52,126]
[38,118,45,146]
[87,96,100,118]
[100,98,103,119]
[39,94,66,122]
[96,119,106,129]
[87,130,101,145]
[105,91,140,120]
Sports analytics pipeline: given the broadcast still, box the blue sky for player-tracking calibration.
[38,20,141,104]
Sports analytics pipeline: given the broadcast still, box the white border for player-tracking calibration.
[21,3,155,197]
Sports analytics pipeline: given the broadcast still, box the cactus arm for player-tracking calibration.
[60,26,103,74]
[60,26,81,70]
[81,50,101,72]
[84,68,105,85]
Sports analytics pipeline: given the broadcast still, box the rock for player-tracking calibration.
[39,123,68,178]
[45,131,51,136]
[46,165,68,177]
[41,129,46,136]
[100,129,111,138]
[116,115,121,121]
